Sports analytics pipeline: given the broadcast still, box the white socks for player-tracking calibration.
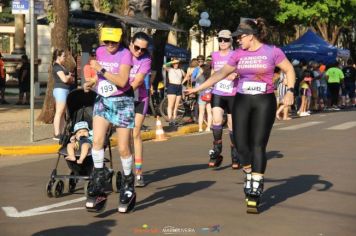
[121,155,133,176]
[91,149,104,168]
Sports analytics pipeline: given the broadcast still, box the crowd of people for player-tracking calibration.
[0,16,355,214]
[270,58,356,122]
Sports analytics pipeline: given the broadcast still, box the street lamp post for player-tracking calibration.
[199,12,211,58]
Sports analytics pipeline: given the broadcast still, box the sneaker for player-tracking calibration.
[299,112,310,117]
[53,134,61,141]
[135,174,145,187]
[332,106,340,111]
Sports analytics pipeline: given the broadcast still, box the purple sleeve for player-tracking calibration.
[273,47,287,65]
[120,49,133,66]
[227,50,239,67]
[138,57,151,74]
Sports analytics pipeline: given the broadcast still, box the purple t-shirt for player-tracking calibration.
[211,50,238,96]
[95,45,133,97]
[228,44,286,95]
[129,54,151,101]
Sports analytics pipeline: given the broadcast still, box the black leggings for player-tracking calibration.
[232,93,276,174]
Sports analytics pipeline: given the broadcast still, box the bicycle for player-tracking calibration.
[159,94,198,124]
[148,87,164,117]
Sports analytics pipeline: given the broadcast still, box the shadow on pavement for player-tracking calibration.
[260,174,333,213]
[144,164,207,185]
[267,150,284,160]
[32,219,115,236]
[135,181,216,211]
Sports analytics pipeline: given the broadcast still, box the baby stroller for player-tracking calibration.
[46,89,120,198]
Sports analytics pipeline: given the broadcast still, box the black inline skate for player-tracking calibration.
[243,170,252,200]
[246,175,264,214]
[118,172,136,213]
[231,145,241,169]
[85,167,112,212]
[208,141,223,168]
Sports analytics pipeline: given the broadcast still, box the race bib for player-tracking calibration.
[216,79,233,93]
[242,81,267,95]
[97,80,118,97]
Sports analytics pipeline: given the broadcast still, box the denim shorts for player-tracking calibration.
[167,84,182,96]
[53,88,70,103]
[93,95,135,128]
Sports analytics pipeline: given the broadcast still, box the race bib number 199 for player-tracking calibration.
[97,80,118,97]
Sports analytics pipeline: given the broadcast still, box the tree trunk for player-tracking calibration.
[151,0,175,87]
[37,0,69,124]
[315,21,341,45]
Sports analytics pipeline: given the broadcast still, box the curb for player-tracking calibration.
[0,124,201,156]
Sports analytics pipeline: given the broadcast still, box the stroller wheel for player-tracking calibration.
[51,180,64,198]
[112,171,122,193]
[46,179,55,198]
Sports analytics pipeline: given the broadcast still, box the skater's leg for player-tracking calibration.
[243,166,252,197]
[209,123,223,167]
[229,131,240,169]
[86,116,110,211]
[232,94,252,168]
[249,94,276,174]
[117,127,136,212]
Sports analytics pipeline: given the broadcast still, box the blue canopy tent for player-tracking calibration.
[147,42,190,61]
[164,44,191,61]
[282,29,337,65]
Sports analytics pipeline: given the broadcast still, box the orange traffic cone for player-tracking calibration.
[153,116,168,141]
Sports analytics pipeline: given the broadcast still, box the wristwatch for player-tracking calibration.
[99,68,106,76]
[286,87,294,93]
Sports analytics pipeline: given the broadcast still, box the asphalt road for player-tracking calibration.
[0,110,355,236]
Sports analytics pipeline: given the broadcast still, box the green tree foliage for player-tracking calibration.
[276,0,356,45]
[0,0,15,23]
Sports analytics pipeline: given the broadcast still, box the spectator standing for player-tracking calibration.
[276,70,291,120]
[318,64,328,110]
[52,49,74,140]
[326,62,344,110]
[83,49,97,84]
[16,54,31,105]
[163,58,185,126]
[341,59,356,107]
[0,52,9,104]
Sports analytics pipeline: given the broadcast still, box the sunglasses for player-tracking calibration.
[236,34,249,41]
[103,41,119,45]
[133,45,147,53]
[218,37,231,43]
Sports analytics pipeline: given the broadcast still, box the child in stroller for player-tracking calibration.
[65,121,93,165]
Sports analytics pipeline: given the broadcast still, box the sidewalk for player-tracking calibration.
[0,94,201,156]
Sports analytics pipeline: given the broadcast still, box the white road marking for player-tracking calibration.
[277,121,324,130]
[2,197,86,218]
[326,121,356,130]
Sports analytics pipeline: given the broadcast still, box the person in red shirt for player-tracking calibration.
[83,49,97,85]
[0,52,9,104]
